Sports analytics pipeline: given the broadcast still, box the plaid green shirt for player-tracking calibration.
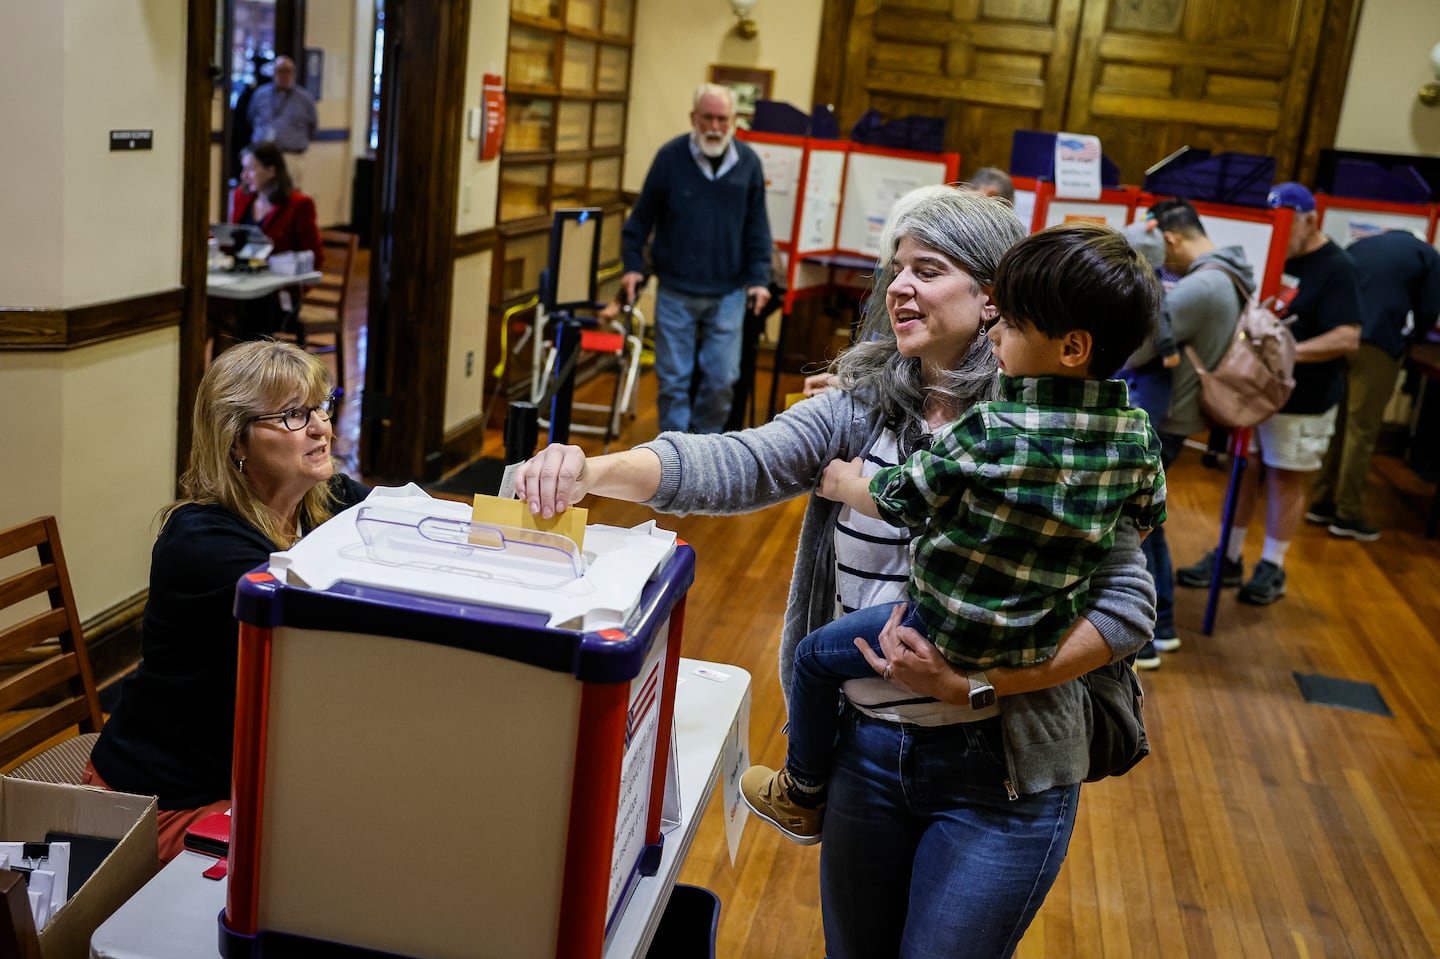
[870,374,1166,669]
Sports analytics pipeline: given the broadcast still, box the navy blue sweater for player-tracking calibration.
[622,135,771,296]
[1346,231,1440,359]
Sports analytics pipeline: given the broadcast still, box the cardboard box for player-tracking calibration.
[0,778,157,959]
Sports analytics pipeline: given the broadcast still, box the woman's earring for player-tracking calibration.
[238,458,246,474]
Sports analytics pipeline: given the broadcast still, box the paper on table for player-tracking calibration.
[473,492,587,552]
[722,686,752,865]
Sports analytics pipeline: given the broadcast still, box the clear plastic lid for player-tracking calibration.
[350,505,583,589]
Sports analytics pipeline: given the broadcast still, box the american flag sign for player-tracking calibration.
[1058,136,1100,162]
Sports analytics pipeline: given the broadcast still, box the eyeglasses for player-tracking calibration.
[250,391,340,431]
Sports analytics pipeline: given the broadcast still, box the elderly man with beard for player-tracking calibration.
[622,83,772,433]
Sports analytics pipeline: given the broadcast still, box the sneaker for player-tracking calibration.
[1134,641,1161,670]
[1152,633,1181,653]
[1304,501,1337,526]
[1237,560,1286,605]
[740,765,824,845]
[1176,550,1244,588]
[1328,517,1380,542]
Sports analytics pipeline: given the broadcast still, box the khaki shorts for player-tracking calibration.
[1252,408,1338,471]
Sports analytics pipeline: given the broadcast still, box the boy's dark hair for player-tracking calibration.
[1148,197,1207,237]
[991,222,1161,379]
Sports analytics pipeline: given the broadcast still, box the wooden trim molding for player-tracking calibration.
[85,592,147,690]
[0,288,184,350]
[179,0,219,475]
[454,227,500,259]
[439,411,491,475]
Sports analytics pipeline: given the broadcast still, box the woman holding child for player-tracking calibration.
[515,188,1157,957]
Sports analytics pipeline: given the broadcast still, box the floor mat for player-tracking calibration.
[1293,672,1393,717]
[425,457,508,498]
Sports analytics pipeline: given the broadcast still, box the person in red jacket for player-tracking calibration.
[220,141,324,345]
[231,140,324,267]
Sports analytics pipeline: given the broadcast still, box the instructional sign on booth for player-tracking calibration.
[1053,133,1101,200]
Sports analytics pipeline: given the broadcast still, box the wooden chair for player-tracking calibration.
[289,229,359,401]
[0,516,104,782]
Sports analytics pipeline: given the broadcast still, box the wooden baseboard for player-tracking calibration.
[85,593,146,689]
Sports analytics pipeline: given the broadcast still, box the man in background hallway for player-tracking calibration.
[1307,229,1440,541]
[622,83,771,434]
[248,56,318,188]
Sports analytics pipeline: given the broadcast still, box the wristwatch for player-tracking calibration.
[967,671,996,710]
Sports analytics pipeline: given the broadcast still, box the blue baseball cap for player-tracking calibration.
[1267,182,1316,213]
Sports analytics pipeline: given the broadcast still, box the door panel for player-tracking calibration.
[1066,0,1329,183]
[830,0,1085,178]
[818,0,1351,187]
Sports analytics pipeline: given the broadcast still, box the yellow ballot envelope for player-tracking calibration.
[473,493,587,552]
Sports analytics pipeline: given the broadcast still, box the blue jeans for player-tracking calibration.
[1123,363,1177,639]
[821,707,1080,958]
[1143,432,1187,638]
[788,603,917,791]
[653,286,746,433]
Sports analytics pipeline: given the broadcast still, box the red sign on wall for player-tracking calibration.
[481,73,505,161]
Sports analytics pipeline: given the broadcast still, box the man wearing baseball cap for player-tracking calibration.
[1177,182,1361,605]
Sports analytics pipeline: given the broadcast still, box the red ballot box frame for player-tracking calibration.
[739,130,959,313]
[1136,193,1294,298]
[221,538,696,959]
[1031,180,1141,232]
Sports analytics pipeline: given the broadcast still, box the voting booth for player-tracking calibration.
[221,488,693,959]
[740,130,959,312]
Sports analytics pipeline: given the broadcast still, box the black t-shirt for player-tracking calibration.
[1280,240,1362,415]
[90,473,369,809]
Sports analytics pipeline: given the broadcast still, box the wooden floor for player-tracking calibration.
[332,266,1440,957]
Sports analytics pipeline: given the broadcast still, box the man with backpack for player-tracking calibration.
[1127,199,1253,664]
[1177,183,1361,605]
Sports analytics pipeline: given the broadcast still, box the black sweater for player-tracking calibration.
[90,474,369,809]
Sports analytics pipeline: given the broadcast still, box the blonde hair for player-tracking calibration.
[166,340,338,548]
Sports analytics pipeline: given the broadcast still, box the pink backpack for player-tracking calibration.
[1182,267,1297,429]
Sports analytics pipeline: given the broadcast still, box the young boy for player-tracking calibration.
[741,223,1167,844]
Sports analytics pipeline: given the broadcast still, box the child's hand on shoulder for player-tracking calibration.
[819,457,864,503]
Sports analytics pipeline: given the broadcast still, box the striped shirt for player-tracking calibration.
[833,427,912,618]
[871,374,1166,670]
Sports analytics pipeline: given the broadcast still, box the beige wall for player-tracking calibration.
[1335,0,1440,157]
[0,331,180,621]
[444,0,509,434]
[304,0,359,226]
[624,0,824,192]
[1,5,64,307]
[1,3,185,309]
[0,0,185,621]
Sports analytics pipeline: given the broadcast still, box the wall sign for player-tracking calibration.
[109,130,153,151]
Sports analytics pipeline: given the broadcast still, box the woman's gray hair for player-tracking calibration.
[831,185,1026,450]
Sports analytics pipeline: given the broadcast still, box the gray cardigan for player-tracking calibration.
[640,386,1156,795]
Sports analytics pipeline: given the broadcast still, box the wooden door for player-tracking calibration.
[1065,0,1331,184]
[816,0,1359,185]
[818,0,1088,178]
